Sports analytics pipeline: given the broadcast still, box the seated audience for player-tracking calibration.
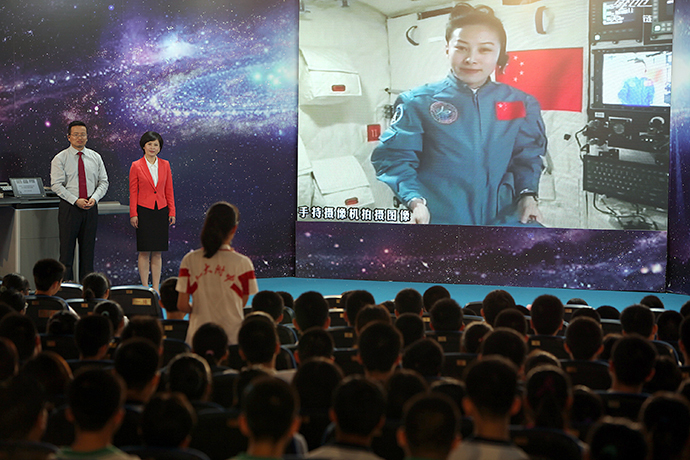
[159,277,185,319]
[461,321,492,354]
[587,417,647,460]
[493,308,528,337]
[294,327,334,364]
[596,305,620,320]
[74,315,113,362]
[570,307,601,323]
[238,313,280,370]
[252,290,296,345]
[345,290,376,326]
[2,273,30,295]
[640,294,664,310]
[293,291,330,332]
[166,353,219,412]
[32,259,65,298]
[523,350,561,375]
[609,335,657,394]
[355,304,392,335]
[530,294,564,336]
[358,322,403,384]
[480,328,528,371]
[524,365,573,431]
[93,301,126,337]
[656,309,683,344]
[565,316,603,361]
[402,338,444,381]
[121,316,164,352]
[394,313,425,348]
[397,393,459,460]
[82,272,110,301]
[0,337,19,381]
[46,310,80,336]
[385,369,428,421]
[429,298,463,332]
[643,355,682,394]
[394,289,424,317]
[192,322,230,373]
[0,286,26,314]
[481,289,516,326]
[422,286,451,313]
[21,351,73,410]
[0,313,41,363]
[640,393,690,460]
[0,374,50,445]
[620,304,657,340]
[139,392,196,450]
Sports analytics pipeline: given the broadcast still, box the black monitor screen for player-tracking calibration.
[659,0,674,21]
[600,49,672,108]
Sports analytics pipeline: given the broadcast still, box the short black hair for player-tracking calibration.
[0,374,47,441]
[565,317,603,360]
[0,287,26,314]
[402,393,459,458]
[75,314,113,358]
[596,305,620,320]
[167,353,212,401]
[587,417,647,460]
[422,285,451,312]
[463,357,518,418]
[332,376,386,436]
[620,304,655,338]
[395,313,426,348]
[297,327,334,361]
[114,338,160,391]
[33,258,65,292]
[461,321,492,354]
[139,131,164,151]
[530,294,564,335]
[252,291,284,321]
[355,304,391,334]
[346,290,376,325]
[46,310,79,335]
[358,321,403,373]
[238,314,278,365]
[121,316,164,348]
[1,273,29,293]
[277,291,294,309]
[242,377,299,442]
[640,295,664,310]
[655,310,682,343]
[481,290,515,326]
[640,393,690,460]
[385,369,428,420]
[159,277,179,311]
[570,307,601,323]
[67,368,125,431]
[293,291,329,330]
[394,288,423,315]
[292,357,343,411]
[82,272,110,301]
[493,308,528,336]
[192,322,229,366]
[523,350,561,375]
[402,338,444,378]
[430,298,463,331]
[480,328,527,368]
[0,313,37,361]
[93,300,124,334]
[610,335,657,386]
[141,392,196,448]
[67,120,87,135]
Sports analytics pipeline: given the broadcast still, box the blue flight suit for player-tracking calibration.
[372,74,546,225]
[618,77,655,106]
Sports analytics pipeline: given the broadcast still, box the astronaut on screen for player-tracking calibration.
[372,3,546,226]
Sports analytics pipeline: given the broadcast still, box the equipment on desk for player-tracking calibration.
[10,177,46,199]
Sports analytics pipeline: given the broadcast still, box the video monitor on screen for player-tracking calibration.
[599,49,672,108]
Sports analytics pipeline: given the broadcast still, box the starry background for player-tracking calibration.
[0,0,297,284]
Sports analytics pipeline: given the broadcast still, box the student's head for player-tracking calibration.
[233,368,270,409]
[565,316,603,360]
[357,321,403,374]
[523,350,561,376]
[74,314,113,359]
[385,369,429,420]
[567,298,588,306]
[139,131,164,154]
[67,121,88,150]
[159,277,180,311]
[46,310,80,335]
[399,393,459,460]
[251,290,284,322]
[240,377,300,444]
[238,313,279,365]
[587,417,647,460]
[395,313,426,348]
[200,201,239,258]
[461,321,492,354]
[525,365,572,430]
[93,300,125,336]
[296,327,334,363]
[445,3,509,88]
[422,285,451,312]
[656,310,683,343]
[192,322,229,367]
[32,258,65,293]
[493,308,528,336]
[82,272,110,300]
[479,327,527,369]
[620,304,657,338]
[67,368,126,432]
[610,335,657,387]
[167,353,212,402]
[0,287,25,314]
[0,313,39,362]
[430,298,463,331]
[277,291,294,309]
[355,304,392,335]
[394,288,423,316]
[121,316,164,349]
[21,351,73,408]
[429,378,466,416]
[644,355,683,394]
[2,273,30,294]
[402,338,444,378]
[293,291,329,331]
[481,289,515,326]
[640,294,663,310]
[0,337,19,381]
[332,376,386,437]
[114,338,160,392]
[640,393,690,460]
[0,374,47,441]
[141,392,196,448]
[597,305,621,320]
[570,307,601,323]
[346,290,376,325]
[292,357,343,411]
[463,357,519,419]
[530,294,565,335]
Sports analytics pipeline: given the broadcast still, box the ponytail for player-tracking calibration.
[200,202,238,258]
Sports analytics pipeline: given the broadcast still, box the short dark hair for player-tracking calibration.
[596,305,620,320]
[159,277,179,311]
[0,287,26,314]
[461,321,492,354]
[0,313,37,362]
[402,338,444,378]
[192,322,229,366]
[570,307,601,323]
[2,273,29,293]
[141,392,196,448]
[238,314,278,365]
[67,120,87,135]
[530,294,564,335]
[480,328,527,368]
[587,417,647,460]
[493,308,528,336]
[297,327,334,361]
[121,316,164,348]
[620,304,655,338]
[277,291,294,309]
[402,393,459,458]
[252,291,284,321]
[33,258,65,292]
[139,131,164,151]
[93,300,124,334]
[0,337,18,381]
[640,295,664,310]
[524,350,561,375]
[355,304,391,333]
[385,369,428,420]
[430,298,463,331]
[394,288,423,315]
[46,310,79,335]
[463,357,518,418]
[358,322,403,373]
[525,365,571,430]
[445,3,509,69]
[565,317,603,360]
[611,335,657,386]
[293,291,329,330]
[68,368,125,431]
[114,338,159,391]
[640,393,690,460]
[242,377,298,442]
[422,286,451,312]
[292,357,343,411]
[167,353,212,401]
[395,313,426,348]
[333,376,385,436]
[346,290,376,325]
[21,351,72,404]
[82,272,110,301]
[75,314,113,358]
[481,290,515,326]
[656,310,682,343]
[0,374,47,441]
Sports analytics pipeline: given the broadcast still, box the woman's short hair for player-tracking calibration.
[139,131,164,151]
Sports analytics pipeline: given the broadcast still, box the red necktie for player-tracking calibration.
[77,152,88,199]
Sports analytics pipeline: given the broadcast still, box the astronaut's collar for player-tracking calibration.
[448,72,492,92]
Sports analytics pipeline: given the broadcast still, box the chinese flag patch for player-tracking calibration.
[496,101,526,120]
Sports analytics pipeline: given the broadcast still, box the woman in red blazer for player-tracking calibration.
[129,131,175,292]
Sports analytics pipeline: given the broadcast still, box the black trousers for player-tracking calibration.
[58,199,98,282]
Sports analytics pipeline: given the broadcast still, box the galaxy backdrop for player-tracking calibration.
[0,0,297,283]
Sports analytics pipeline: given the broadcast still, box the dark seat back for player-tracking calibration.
[40,334,79,361]
[25,295,69,334]
[426,331,463,353]
[561,360,612,391]
[528,335,569,360]
[441,352,478,380]
[161,319,190,342]
[55,283,84,301]
[510,426,584,460]
[109,286,163,319]
[327,326,356,349]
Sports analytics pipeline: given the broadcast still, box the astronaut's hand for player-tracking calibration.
[409,199,431,224]
[518,195,543,224]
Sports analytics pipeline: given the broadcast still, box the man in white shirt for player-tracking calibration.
[51,121,109,281]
